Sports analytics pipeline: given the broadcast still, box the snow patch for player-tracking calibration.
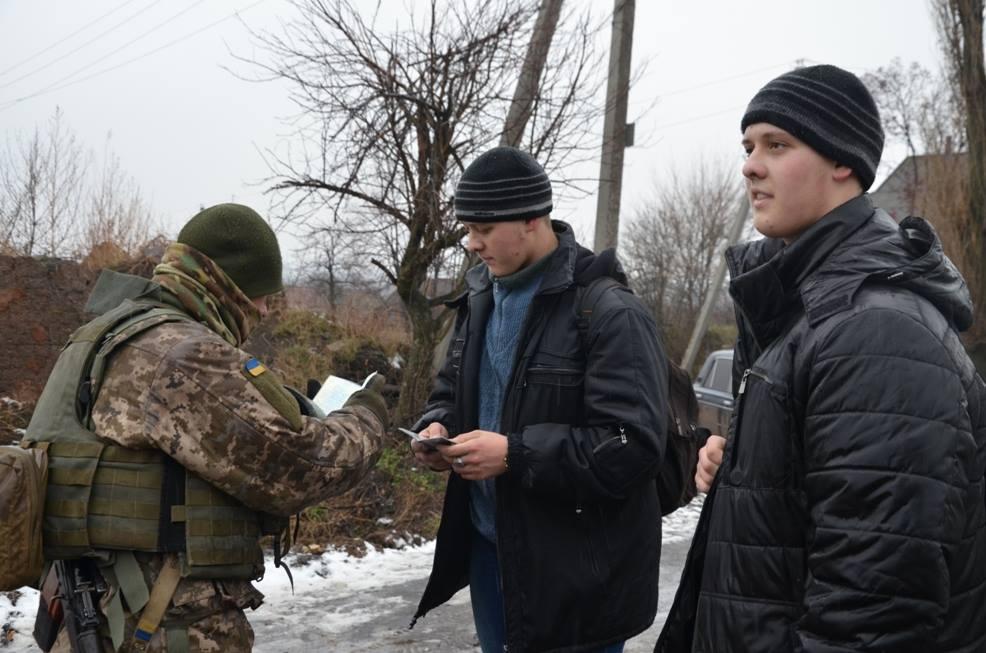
[1,589,40,653]
[0,506,702,651]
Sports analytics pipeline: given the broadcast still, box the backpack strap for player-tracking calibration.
[575,276,625,347]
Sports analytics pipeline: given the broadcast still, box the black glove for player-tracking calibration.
[343,374,389,430]
[306,379,322,400]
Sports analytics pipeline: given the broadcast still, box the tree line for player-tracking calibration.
[0,108,159,263]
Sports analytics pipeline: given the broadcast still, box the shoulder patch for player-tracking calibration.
[245,358,267,377]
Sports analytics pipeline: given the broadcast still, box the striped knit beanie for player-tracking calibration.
[454,146,552,222]
[741,64,884,190]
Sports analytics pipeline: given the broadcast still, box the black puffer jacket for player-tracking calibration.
[657,195,986,652]
[413,221,669,652]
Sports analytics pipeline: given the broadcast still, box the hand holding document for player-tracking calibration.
[311,371,380,414]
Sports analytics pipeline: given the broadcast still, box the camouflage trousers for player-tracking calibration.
[51,556,263,653]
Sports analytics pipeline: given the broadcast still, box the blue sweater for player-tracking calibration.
[470,254,552,542]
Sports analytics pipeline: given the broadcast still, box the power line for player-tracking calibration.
[650,59,845,130]
[0,1,267,113]
[660,61,794,98]
[0,0,167,90]
[0,0,144,80]
[653,104,746,130]
[0,0,208,96]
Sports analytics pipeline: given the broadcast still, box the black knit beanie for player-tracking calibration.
[177,203,283,298]
[741,64,884,190]
[454,146,552,222]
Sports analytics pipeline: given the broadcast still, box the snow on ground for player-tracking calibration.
[662,494,703,544]
[0,588,38,652]
[253,540,443,635]
[1,504,701,651]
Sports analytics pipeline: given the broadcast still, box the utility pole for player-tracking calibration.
[680,196,750,374]
[593,0,635,252]
[501,0,565,147]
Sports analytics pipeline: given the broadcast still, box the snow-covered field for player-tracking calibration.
[1,501,701,652]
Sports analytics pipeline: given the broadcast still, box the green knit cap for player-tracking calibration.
[177,203,283,298]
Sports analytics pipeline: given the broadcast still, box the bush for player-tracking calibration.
[292,444,445,553]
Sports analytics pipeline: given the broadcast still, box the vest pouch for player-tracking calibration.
[181,475,264,580]
[0,444,48,590]
[42,441,106,559]
[44,443,168,558]
[87,447,167,552]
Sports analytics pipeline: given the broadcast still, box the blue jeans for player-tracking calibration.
[469,530,625,653]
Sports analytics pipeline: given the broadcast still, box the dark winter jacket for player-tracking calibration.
[413,221,669,652]
[657,194,986,652]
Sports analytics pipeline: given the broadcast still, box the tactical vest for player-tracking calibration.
[24,278,272,581]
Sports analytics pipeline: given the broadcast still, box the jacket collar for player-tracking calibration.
[464,220,581,296]
[727,194,875,345]
[727,193,973,348]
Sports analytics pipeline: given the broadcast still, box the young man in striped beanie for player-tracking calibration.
[410,146,669,652]
[657,64,986,652]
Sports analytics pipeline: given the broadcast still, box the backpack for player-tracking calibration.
[575,276,709,516]
[0,441,48,590]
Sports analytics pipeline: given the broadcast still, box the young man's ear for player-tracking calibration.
[832,163,855,182]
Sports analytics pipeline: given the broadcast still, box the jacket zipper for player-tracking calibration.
[523,366,582,388]
[730,368,770,467]
[591,423,627,454]
[526,366,582,375]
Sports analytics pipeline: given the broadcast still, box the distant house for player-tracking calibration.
[870,152,968,222]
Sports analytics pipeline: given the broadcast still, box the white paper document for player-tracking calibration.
[311,371,379,414]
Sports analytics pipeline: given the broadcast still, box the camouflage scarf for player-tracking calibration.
[152,243,260,346]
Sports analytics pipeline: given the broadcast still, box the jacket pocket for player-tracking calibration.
[728,366,793,488]
[526,366,583,386]
[520,362,585,425]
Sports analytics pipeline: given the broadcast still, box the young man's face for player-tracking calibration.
[462,219,535,277]
[741,123,842,242]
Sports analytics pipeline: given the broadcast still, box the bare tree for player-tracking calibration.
[863,58,965,161]
[863,58,970,298]
[1,111,157,262]
[622,159,743,362]
[244,0,604,422]
[0,108,86,258]
[79,137,156,259]
[932,0,986,344]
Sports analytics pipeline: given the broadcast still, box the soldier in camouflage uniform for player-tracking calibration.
[32,204,388,652]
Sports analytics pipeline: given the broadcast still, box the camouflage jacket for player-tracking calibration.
[90,315,384,517]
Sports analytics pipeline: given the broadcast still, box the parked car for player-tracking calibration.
[692,349,734,436]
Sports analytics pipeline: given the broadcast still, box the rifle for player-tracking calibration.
[54,559,106,653]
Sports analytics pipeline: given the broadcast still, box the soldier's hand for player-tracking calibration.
[695,435,726,493]
[412,422,452,472]
[442,430,508,481]
[342,373,389,430]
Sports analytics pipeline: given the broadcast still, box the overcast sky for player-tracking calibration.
[0,0,944,268]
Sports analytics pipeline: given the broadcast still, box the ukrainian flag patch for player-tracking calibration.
[245,358,267,377]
